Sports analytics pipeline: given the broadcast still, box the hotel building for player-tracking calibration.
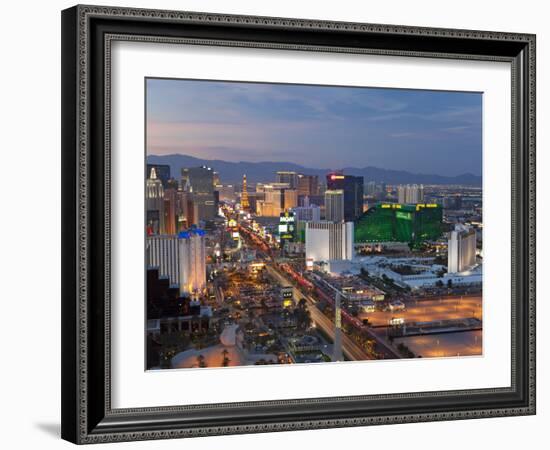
[447,224,477,274]
[305,221,354,263]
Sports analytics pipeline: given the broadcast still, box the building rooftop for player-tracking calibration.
[178,228,206,239]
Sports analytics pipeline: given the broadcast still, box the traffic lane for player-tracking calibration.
[265,265,373,361]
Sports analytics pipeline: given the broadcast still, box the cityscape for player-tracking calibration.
[145,79,483,370]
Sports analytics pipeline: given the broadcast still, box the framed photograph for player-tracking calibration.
[61,5,536,444]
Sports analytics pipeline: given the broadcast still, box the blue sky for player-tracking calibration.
[146,78,482,176]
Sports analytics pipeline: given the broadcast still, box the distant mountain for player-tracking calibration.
[146,154,482,186]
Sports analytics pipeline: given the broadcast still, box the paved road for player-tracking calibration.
[265,265,373,361]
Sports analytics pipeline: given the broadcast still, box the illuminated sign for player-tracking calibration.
[228,219,237,227]
[283,299,293,308]
[279,213,295,223]
[281,286,293,299]
[389,318,405,326]
[279,212,295,241]
[396,211,412,220]
[416,203,439,211]
[330,175,345,180]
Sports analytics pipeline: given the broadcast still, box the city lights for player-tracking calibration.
[145,79,483,370]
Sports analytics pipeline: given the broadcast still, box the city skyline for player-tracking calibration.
[146,78,482,177]
[145,79,483,370]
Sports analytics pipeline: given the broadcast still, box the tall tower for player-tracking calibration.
[447,224,477,274]
[146,167,165,235]
[326,173,364,221]
[178,229,207,296]
[325,189,345,222]
[181,166,216,221]
[241,174,250,210]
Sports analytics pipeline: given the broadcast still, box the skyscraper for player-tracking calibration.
[297,174,319,196]
[175,187,194,231]
[255,183,296,217]
[147,235,180,285]
[365,181,377,195]
[276,171,298,189]
[326,173,364,221]
[216,184,236,202]
[181,166,217,221]
[293,204,322,243]
[397,184,425,204]
[447,224,477,274]
[324,189,345,222]
[163,187,177,235]
[241,174,250,210]
[146,164,171,188]
[354,203,442,244]
[305,221,354,263]
[146,228,207,295]
[146,168,165,235]
[292,204,321,222]
[283,189,298,210]
[178,228,207,295]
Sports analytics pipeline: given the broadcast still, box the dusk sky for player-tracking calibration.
[146,78,482,176]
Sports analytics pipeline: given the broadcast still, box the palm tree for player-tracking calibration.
[221,349,230,367]
[196,354,206,368]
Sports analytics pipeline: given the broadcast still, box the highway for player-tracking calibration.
[239,222,400,360]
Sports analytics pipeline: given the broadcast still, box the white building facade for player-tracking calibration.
[178,229,207,295]
[447,224,477,274]
[146,229,207,295]
[305,221,354,263]
[147,235,180,285]
[397,184,424,204]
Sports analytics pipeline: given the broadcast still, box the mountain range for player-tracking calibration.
[146,154,482,186]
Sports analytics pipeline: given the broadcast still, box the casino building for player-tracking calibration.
[305,221,354,263]
[354,203,442,244]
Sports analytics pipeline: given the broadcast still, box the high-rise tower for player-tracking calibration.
[324,189,345,222]
[326,172,364,221]
[241,174,250,210]
[146,167,165,235]
[178,228,207,296]
[181,166,216,221]
[447,224,477,274]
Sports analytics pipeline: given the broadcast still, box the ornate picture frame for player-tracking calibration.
[61,5,536,444]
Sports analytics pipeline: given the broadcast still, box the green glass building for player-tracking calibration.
[354,203,442,244]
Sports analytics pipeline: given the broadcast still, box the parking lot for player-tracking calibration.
[359,295,482,326]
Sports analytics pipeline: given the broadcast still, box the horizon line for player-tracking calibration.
[146,153,482,178]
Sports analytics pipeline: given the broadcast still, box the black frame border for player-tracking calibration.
[61,4,536,444]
